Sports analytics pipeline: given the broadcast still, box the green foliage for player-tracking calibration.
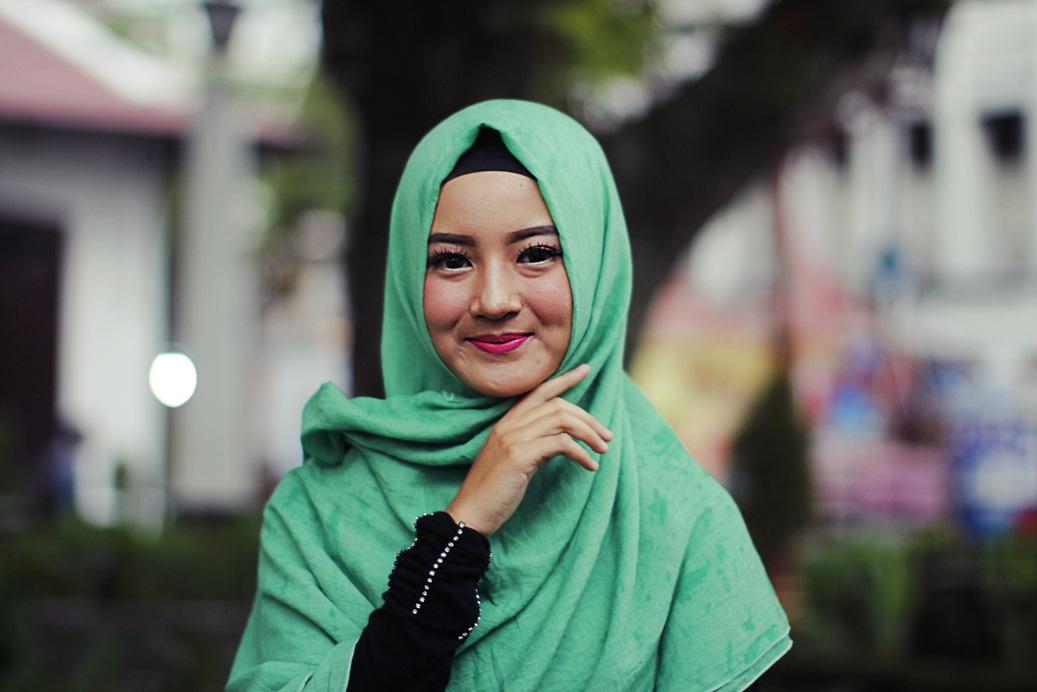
[0,514,260,601]
[540,0,660,84]
[798,526,1037,671]
[258,70,355,300]
[527,0,660,110]
[0,515,260,691]
[262,71,355,236]
[800,533,916,658]
[983,532,1037,664]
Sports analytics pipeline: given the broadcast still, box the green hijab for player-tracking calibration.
[229,100,790,692]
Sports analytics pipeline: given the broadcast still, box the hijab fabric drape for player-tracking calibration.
[229,100,790,692]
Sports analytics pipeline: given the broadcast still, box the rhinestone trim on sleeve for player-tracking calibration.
[411,521,466,616]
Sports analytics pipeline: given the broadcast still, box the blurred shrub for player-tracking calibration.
[797,525,1037,672]
[798,532,915,659]
[0,514,260,691]
[983,531,1037,666]
[0,513,260,600]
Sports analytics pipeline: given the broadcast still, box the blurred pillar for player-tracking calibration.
[170,2,260,512]
[841,95,899,294]
[932,5,996,284]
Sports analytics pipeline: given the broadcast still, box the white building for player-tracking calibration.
[657,0,1037,531]
[0,0,195,525]
[0,0,337,526]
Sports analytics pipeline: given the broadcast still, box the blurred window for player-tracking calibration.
[908,120,933,170]
[981,111,1024,166]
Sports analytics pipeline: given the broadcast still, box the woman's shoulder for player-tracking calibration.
[259,464,323,534]
[259,458,410,580]
[260,457,362,537]
[264,450,370,515]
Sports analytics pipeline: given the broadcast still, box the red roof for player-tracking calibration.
[0,16,189,136]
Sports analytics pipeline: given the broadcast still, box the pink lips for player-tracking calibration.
[468,333,530,354]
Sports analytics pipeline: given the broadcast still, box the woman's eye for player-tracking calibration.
[428,252,470,270]
[519,245,561,264]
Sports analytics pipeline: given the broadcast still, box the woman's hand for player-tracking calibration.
[446,364,613,536]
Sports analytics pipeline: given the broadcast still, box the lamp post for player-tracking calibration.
[170,1,260,513]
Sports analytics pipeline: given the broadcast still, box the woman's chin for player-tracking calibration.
[462,370,543,399]
[469,380,536,399]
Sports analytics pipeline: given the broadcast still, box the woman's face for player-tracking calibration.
[424,170,573,398]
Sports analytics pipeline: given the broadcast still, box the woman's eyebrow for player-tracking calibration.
[428,226,557,246]
[428,232,474,246]
[507,225,558,243]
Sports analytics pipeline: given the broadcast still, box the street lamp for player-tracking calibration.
[203,1,241,52]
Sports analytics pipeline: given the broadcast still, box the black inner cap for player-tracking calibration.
[443,126,536,184]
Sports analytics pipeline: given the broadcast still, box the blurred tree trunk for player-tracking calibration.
[606,0,948,361]
[321,0,949,397]
[321,0,568,397]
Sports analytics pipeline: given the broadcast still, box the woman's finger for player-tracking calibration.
[506,396,613,448]
[525,433,599,472]
[544,398,613,443]
[513,403,610,455]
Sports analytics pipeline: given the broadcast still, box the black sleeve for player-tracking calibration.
[346,512,491,692]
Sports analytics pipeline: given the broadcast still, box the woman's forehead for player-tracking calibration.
[429,170,555,240]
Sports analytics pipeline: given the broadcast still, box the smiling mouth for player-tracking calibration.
[468,333,531,354]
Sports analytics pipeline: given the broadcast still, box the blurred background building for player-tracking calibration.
[0,0,191,527]
[633,0,1037,540]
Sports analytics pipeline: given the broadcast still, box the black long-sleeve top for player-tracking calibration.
[346,512,491,692]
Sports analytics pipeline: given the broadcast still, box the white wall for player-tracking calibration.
[686,0,1037,365]
[0,128,170,525]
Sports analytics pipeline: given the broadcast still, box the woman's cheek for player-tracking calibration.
[424,276,465,329]
[536,269,574,328]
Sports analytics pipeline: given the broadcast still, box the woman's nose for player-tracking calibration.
[471,266,521,318]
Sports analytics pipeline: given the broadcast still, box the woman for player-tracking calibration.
[228,99,791,691]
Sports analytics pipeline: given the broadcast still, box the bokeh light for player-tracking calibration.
[149,352,197,408]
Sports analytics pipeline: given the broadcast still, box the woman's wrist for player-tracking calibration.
[445,502,493,537]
